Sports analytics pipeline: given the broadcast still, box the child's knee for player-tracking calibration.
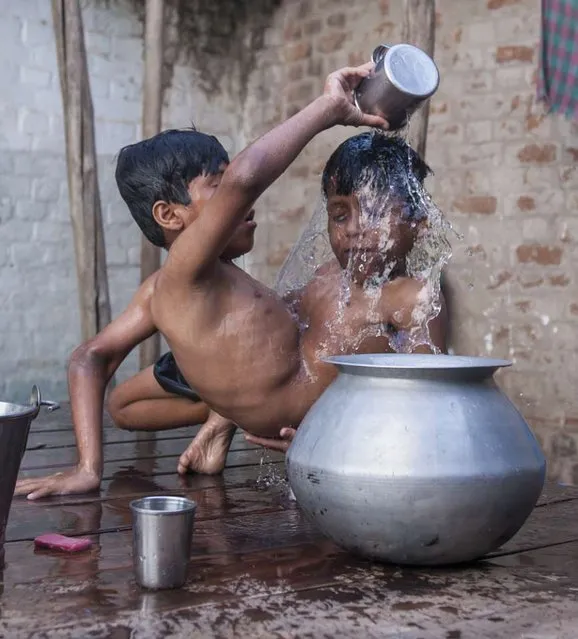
[106,387,132,430]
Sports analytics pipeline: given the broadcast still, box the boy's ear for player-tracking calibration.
[152,200,185,232]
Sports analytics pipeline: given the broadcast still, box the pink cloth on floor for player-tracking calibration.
[34,533,92,552]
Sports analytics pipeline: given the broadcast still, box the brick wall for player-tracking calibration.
[0,0,239,401]
[242,0,578,482]
[2,0,578,482]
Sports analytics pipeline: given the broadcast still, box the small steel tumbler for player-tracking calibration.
[130,495,197,589]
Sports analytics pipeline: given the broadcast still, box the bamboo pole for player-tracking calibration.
[402,0,436,160]
[139,0,165,370]
[51,0,111,341]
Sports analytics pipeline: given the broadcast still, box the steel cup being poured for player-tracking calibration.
[354,43,440,131]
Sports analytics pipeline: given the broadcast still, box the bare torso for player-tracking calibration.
[152,261,316,434]
[152,259,443,438]
[295,260,424,407]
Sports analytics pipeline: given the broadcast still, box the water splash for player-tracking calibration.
[276,130,453,355]
[255,451,287,490]
[259,132,454,490]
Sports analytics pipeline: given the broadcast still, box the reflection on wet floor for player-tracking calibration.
[4,406,578,636]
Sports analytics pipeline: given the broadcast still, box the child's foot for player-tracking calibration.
[177,421,236,475]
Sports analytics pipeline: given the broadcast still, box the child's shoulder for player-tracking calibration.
[387,276,426,304]
[314,260,340,276]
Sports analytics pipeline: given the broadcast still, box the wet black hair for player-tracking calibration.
[321,132,432,218]
[115,128,229,247]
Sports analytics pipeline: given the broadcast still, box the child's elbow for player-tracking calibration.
[223,155,261,195]
[69,340,106,374]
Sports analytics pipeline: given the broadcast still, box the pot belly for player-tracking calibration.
[287,467,544,565]
[286,374,546,566]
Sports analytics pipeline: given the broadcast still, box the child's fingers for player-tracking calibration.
[279,427,297,441]
[28,485,56,501]
[14,478,45,497]
[356,61,376,73]
[359,114,389,130]
[244,432,290,453]
[177,456,189,475]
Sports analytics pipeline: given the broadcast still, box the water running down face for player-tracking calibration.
[322,132,431,284]
[326,189,421,281]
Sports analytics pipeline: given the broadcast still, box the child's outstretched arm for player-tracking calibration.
[14,274,158,500]
[162,64,388,284]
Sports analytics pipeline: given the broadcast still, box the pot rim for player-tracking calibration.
[130,495,197,516]
[323,353,512,370]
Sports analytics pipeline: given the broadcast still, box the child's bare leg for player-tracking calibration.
[107,366,210,431]
[178,411,237,475]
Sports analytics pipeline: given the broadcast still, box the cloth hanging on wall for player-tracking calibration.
[537,0,578,121]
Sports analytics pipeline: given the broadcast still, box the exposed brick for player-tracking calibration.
[549,274,570,287]
[526,113,545,132]
[495,45,534,64]
[488,0,522,9]
[570,303,578,316]
[516,300,531,313]
[487,270,512,290]
[317,31,346,54]
[516,244,563,265]
[565,147,578,163]
[465,244,487,259]
[298,0,312,18]
[327,13,346,28]
[430,102,448,115]
[284,23,302,41]
[517,143,557,164]
[303,19,322,36]
[285,41,311,62]
[453,196,497,215]
[379,0,389,14]
[517,196,535,211]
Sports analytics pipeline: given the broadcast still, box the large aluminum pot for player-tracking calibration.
[286,354,546,566]
[0,386,59,568]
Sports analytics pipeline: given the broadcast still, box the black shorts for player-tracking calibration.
[153,352,202,402]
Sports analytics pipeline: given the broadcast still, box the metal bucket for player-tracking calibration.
[0,386,59,568]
